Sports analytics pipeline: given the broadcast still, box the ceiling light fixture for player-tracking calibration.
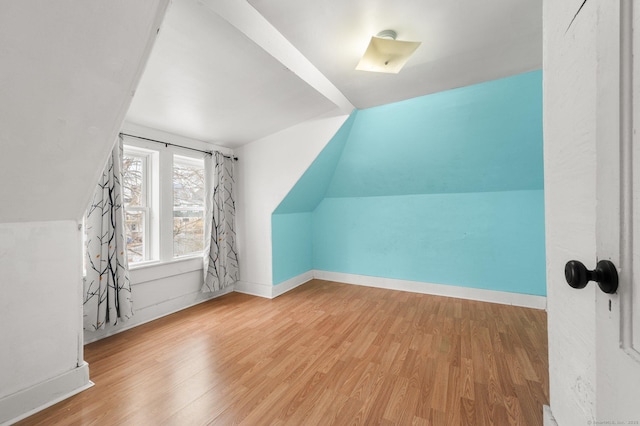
[355,29,421,74]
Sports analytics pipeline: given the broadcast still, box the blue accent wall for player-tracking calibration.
[272,212,313,284]
[312,191,546,295]
[326,72,543,197]
[272,71,545,295]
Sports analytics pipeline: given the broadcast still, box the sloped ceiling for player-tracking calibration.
[0,1,169,223]
[126,0,341,147]
[126,0,542,148]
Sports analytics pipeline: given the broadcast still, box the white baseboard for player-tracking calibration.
[0,362,93,426]
[235,270,314,299]
[84,286,234,344]
[313,270,547,310]
[234,270,545,310]
[234,280,273,298]
[543,405,558,426]
[273,270,314,298]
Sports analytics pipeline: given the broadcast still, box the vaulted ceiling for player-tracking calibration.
[125,0,542,148]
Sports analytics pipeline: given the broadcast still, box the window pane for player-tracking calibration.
[125,210,145,263]
[173,156,204,208]
[173,211,204,257]
[122,155,144,207]
[173,155,205,256]
[123,149,150,264]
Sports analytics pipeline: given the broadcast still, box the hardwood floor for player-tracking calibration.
[17,280,548,425]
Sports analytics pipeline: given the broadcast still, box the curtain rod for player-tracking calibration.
[119,133,238,161]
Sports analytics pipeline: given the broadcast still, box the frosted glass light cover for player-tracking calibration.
[355,36,421,74]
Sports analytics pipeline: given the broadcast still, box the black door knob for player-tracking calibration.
[564,260,618,294]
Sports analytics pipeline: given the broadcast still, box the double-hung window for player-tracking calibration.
[122,138,206,266]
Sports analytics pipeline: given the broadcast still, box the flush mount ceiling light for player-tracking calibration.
[355,29,421,74]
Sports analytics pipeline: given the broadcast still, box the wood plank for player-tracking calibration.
[16,280,549,425]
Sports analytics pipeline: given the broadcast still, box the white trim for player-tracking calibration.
[234,281,274,298]
[543,405,558,426]
[235,271,314,299]
[0,362,92,426]
[313,270,547,310]
[122,138,210,267]
[233,270,545,310]
[272,271,315,298]
[84,286,234,344]
[129,256,203,284]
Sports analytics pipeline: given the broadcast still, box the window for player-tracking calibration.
[121,139,205,266]
[122,149,152,263]
[173,155,205,257]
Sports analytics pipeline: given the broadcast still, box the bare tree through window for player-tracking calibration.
[173,156,205,257]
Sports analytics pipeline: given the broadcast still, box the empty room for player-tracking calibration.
[1,1,639,425]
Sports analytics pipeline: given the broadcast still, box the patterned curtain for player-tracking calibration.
[84,136,133,330]
[203,151,239,292]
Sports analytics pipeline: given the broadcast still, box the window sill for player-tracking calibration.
[129,255,203,285]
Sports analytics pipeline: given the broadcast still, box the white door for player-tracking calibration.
[593,0,640,420]
[544,1,640,424]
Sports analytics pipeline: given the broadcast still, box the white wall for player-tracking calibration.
[235,113,349,287]
[0,2,169,423]
[544,0,598,424]
[0,221,87,424]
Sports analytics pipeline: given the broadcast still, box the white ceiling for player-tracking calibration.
[126,0,542,148]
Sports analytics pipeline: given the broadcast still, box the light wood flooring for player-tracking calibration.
[18,279,549,425]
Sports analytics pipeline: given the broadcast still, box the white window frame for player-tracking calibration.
[122,145,158,265]
[122,136,206,268]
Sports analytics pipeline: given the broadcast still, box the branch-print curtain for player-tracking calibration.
[84,136,133,330]
[203,151,239,292]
